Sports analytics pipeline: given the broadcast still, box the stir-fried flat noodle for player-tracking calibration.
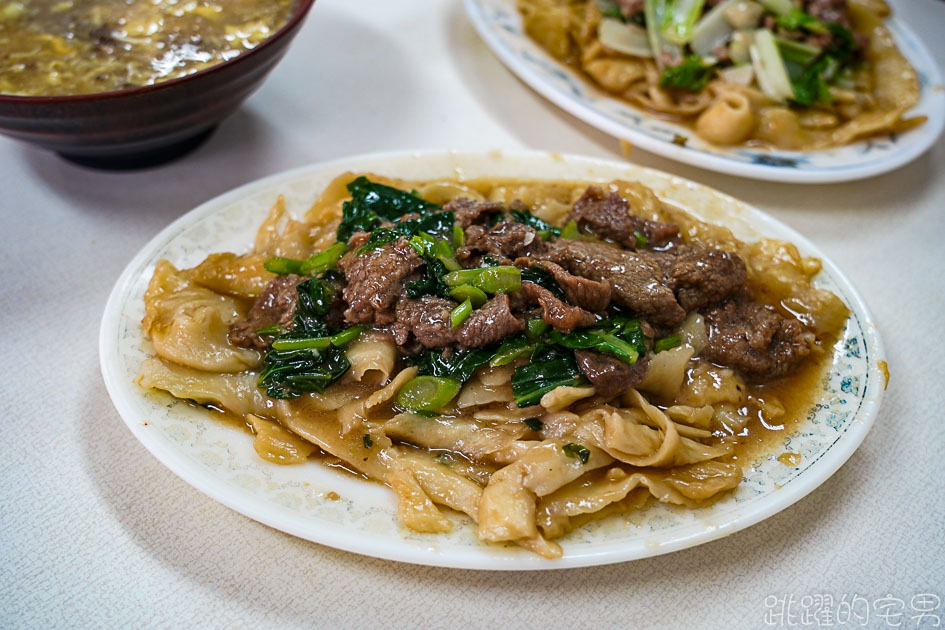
[138,172,848,558]
[517,0,922,150]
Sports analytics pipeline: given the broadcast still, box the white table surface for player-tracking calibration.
[2,1,943,628]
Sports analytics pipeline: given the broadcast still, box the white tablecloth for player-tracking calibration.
[3,1,943,628]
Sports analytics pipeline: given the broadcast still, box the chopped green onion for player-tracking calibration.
[450,299,473,329]
[563,442,590,464]
[634,230,648,248]
[756,0,793,16]
[442,265,522,294]
[300,242,348,275]
[330,326,365,347]
[452,223,465,248]
[537,229,553,241]
[661,0,706,45]
[433,238,461,272]
[449,284,488,307]
[270,336,332,351]
[524,417,544,432]
[397,376,462,412]
[750,28,795,102]
[526,318,551,338]
[775,8,828,33]
[264,256,304,275]
[654,334,682,353]
[490,336,534,367]
[362,434,373,449]
[255,323,285,336]
[560,220,582,240]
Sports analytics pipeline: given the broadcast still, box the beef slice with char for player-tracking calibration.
[337,237,423,325]
[444,198,507,229]
[575,349,649,398]
[393,297,456,348]
[665,246,746,311]
[702,300,814,380]
[458,220,546,265]
[531,259,611,312]
[520,282,597,333]
[456,293,524,348]
[228,274,306,350]
[568,186,679,250]
[545,240,686,327]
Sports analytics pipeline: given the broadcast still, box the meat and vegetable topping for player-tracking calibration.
[228,176,828,409]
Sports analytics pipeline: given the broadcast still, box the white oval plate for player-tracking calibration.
[464,0,944,183]
[100,150,886,569]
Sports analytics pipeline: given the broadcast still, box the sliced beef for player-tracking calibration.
[616,0,644,17]
[392,297,456,348]
[575,350,648,399]
[518,259,612,312]
[456,293,524,348]
[568,186,679,250]
[702,300,814,380]
[337,237,423,325]
[804,0,850,26]
[545,240,686,327]
[520,282,596,333]
[228,274,306,350]
[444,198,506,229]
[459,220,546,264]
[667,247,746,312]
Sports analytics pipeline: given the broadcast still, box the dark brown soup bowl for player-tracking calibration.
[0,0,315,170]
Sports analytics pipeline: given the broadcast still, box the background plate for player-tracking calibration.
[100,150,886,569]
[464,0,945,183]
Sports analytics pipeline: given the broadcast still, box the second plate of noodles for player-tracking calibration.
[464,0,944,182]
[101,151,886,568]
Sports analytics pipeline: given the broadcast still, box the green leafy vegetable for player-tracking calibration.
[520,266,566,300]
[406,257,452,299]
[598,0,627,21]
[511,344,586,407]
[775,8,827,34]
[397,376,462,412]
[452,222,465,248]
[562,442,591,464]
[258,345,350,399]
[338,177,442,242]
[257,278,350,399]
[549,315,647,365]
[659,55,716,92]
[329,325,365,347]
[523,417,544,432]
[634,230,648,249]
[355,228,399,255]
[510,207,562,237]
[407,347,496,384]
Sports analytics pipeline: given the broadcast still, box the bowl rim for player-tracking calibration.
[0,0,316,104]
